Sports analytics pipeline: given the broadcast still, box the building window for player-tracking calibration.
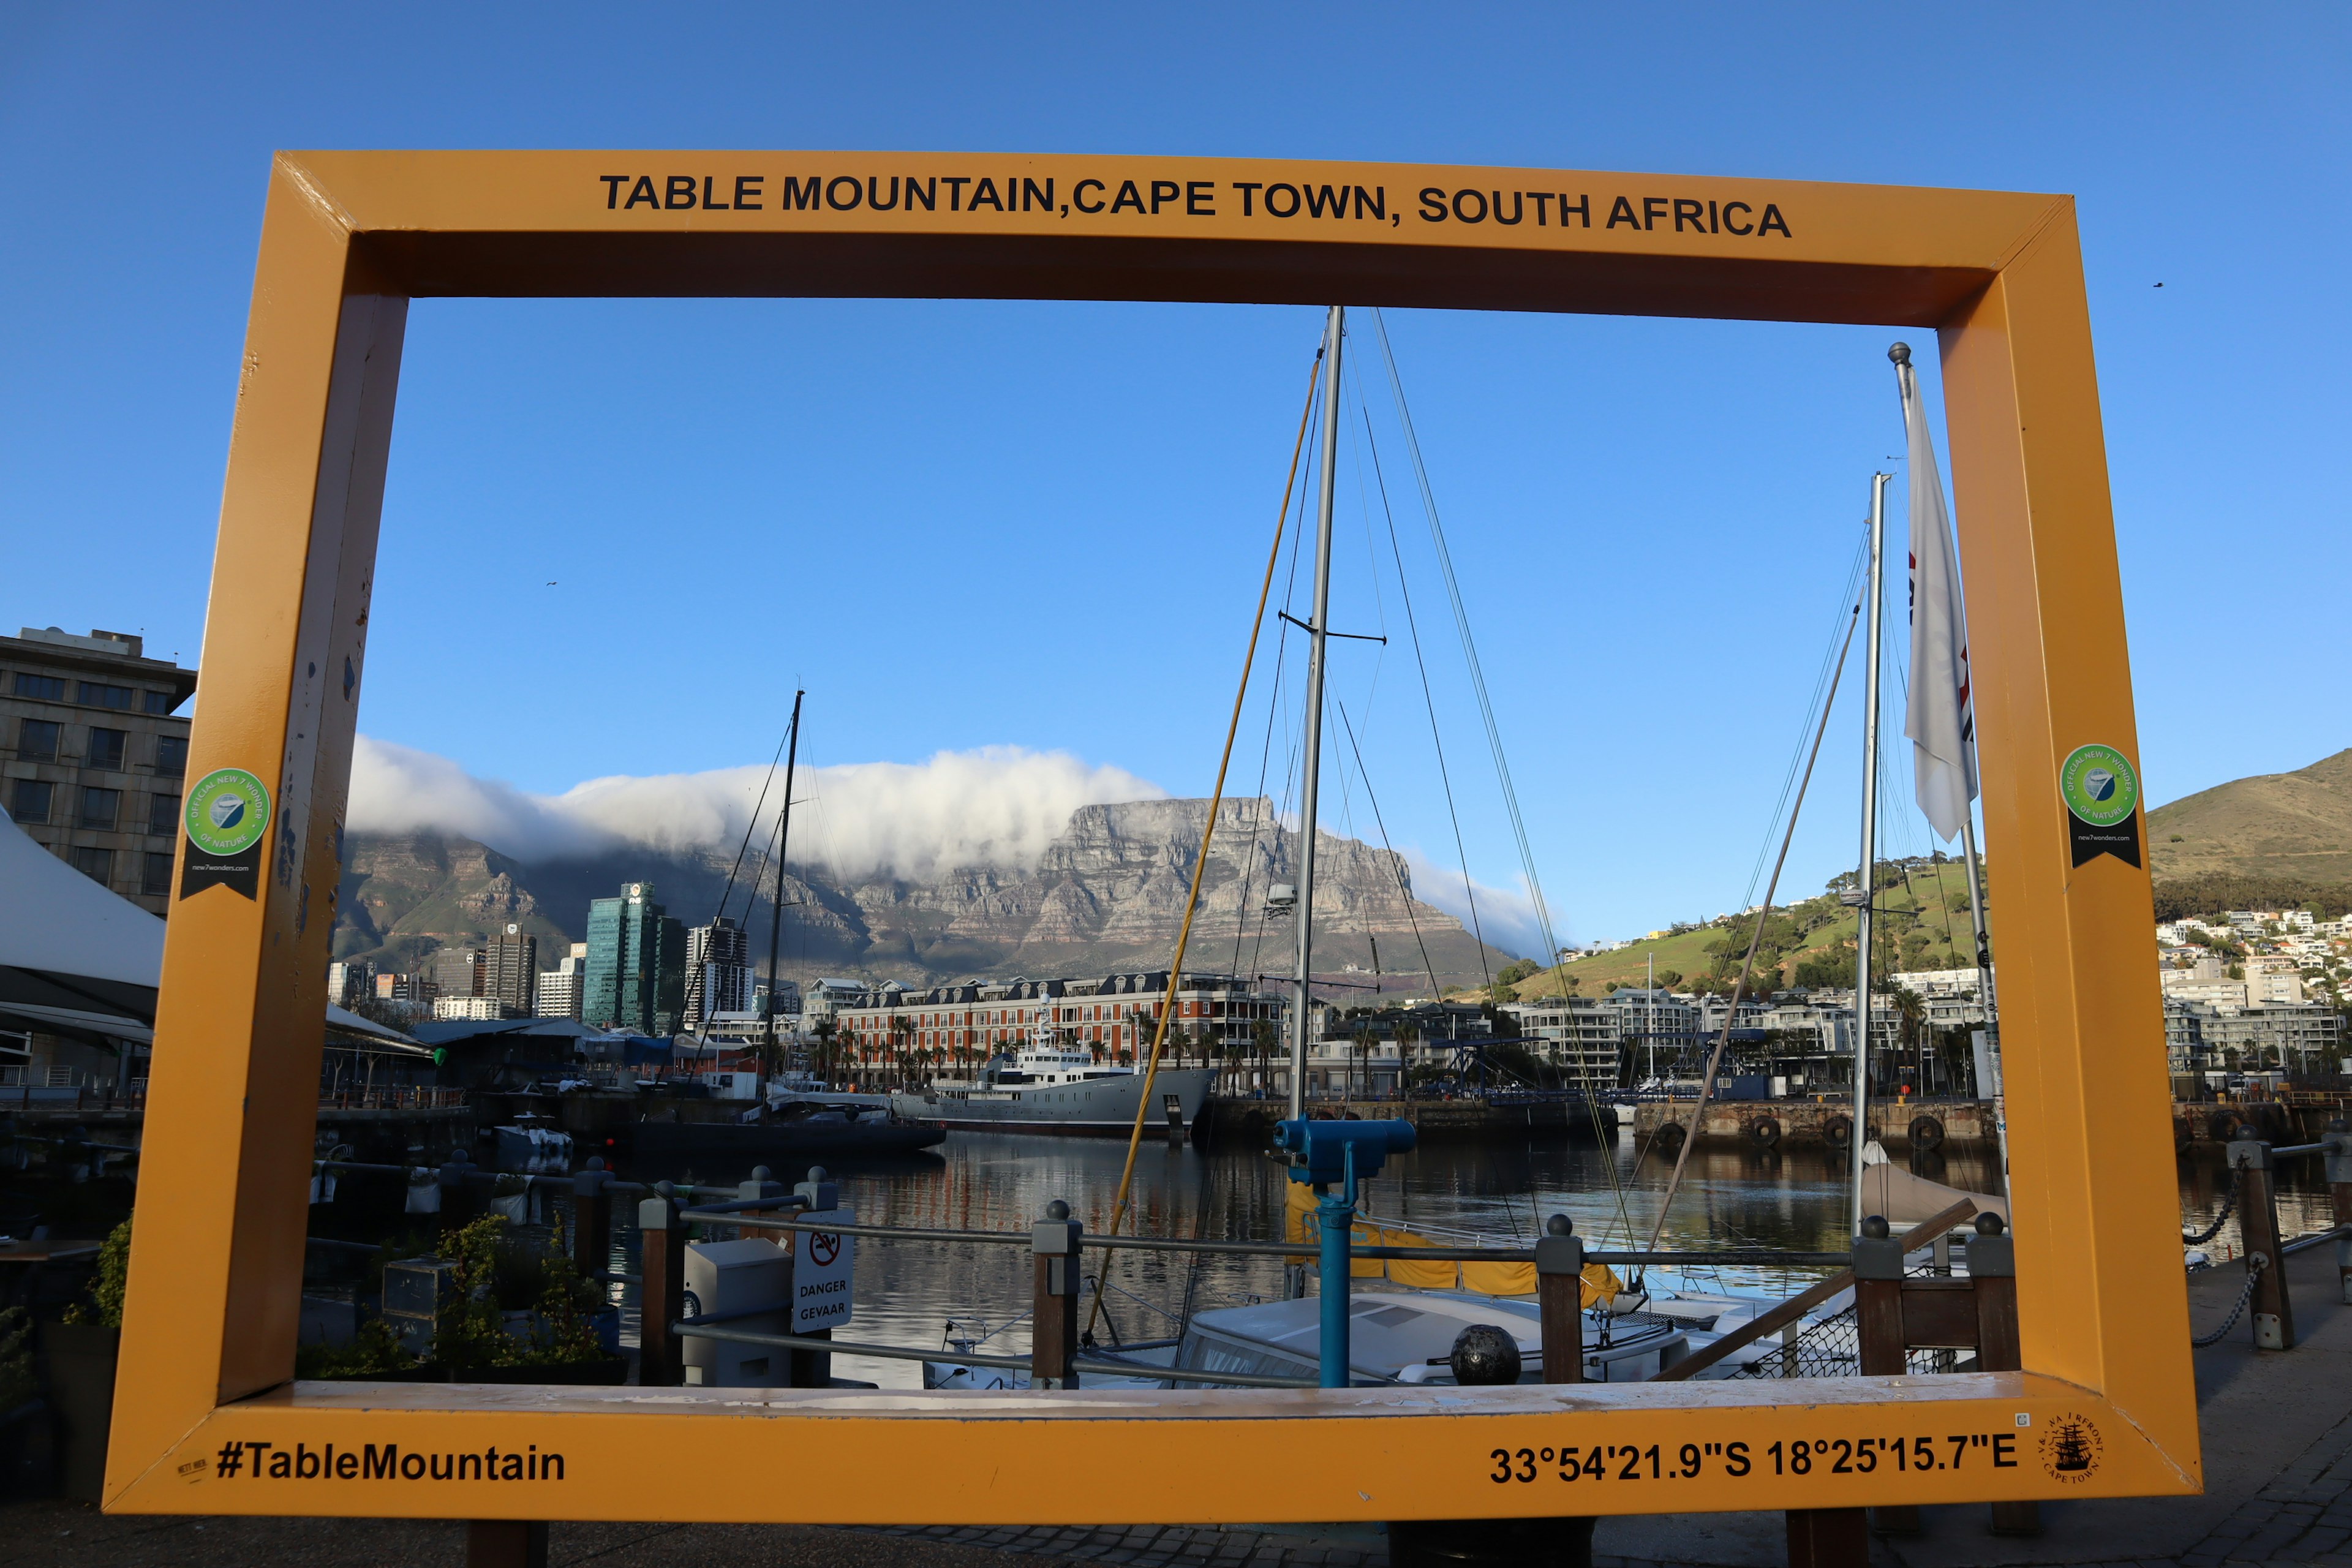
[148,792,179,835]
[17,718,58,760]
[80,786,122,828]
[155,734,187,777]
[142,851,175,896]
[143,690,179,715]
[9,778,53,824]
[87,728,126,770]
[70,845,111,883]
[12,673,66,702]
[79,682,134,710]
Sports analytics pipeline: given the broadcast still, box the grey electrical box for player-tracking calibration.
[682,1238,791,1388]
[382,1257,457,1357]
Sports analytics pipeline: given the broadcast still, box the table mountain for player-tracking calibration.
[333,796,1518,990]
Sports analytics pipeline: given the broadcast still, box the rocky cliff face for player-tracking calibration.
[334,796,1515,987]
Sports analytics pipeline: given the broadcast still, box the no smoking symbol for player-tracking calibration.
[809,1232,841,1266]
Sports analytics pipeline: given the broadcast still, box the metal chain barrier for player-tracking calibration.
[2182,1167,2241,1247]
[2190,1252,2267,1348]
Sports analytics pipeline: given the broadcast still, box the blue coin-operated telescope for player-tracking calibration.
[1274,1117,1415,1387]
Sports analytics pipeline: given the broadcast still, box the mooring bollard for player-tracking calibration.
[570,1157,611,1279]
[1536,1213,1583,1384]
[2230,1137,2294,1349]
[637,1181,686,1387]
[1031,1199,1081,1389]
[2326,1118,2352,1306]
[1390,1326,1595,1568]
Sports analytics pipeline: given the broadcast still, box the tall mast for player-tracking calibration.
[1850,473,1891,1239]
[1289,305,1344,1121]
[766,690,805,1065]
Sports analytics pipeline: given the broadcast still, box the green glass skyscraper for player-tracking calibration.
[583,881,686,1036]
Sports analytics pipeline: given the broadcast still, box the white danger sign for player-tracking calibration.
[793,1208,854,1332]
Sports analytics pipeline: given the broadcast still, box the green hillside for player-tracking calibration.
[1491,857,1985,1003]
[2150,748,2352,886]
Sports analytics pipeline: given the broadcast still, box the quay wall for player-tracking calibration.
[1633,1096,1992,1151]
[1632,1093,2352,1154]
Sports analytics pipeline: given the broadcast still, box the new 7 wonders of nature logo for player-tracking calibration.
[183,768,271,856]
[2060,744,2138,828]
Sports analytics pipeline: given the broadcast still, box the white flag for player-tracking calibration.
[1898,354,1979,842]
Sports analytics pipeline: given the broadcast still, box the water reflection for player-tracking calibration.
[266,1127,2337,1392]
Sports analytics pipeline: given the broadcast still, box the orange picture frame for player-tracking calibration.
[107,150,2188,1523]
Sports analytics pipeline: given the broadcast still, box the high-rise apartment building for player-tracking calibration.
[682,916,752,1032]
[535,941,587,1021]
[485,924,539,1014]
[584,883,685,1036]
[1,626,197,916]
[326,960,375,1009]
[428,946,486,1000]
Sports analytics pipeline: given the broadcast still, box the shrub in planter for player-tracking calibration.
[48,1217,130,1502]
[304,1216,614,1382]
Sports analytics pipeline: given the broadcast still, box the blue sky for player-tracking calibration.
[3,4,2345,952]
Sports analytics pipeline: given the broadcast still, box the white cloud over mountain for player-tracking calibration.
[347,737,1549,958]
[347,736,1167,882]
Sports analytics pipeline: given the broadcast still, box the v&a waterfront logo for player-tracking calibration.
[2038,1411,2103,1484]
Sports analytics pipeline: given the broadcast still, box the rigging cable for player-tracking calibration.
[1370,310,1555,994]
[710,728,793,925]
[1359,318,1634,1244]
[1087,344,1325,1340]
[1640,589,1864,1268]
[1354,394,1493,994]
[1334,697,1443,1001]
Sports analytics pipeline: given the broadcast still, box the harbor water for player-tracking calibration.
[611,1128,2335,1390]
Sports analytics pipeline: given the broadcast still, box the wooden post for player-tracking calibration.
[636,1183,685,1387]
[1852,1213,1917,1538]
[570,1158,611,1280]
[2231,1137,2294,1350]
[2326,1118,2352,1306]
[1031,1198,1081,1389]
[1165,1093,1185,1148]
[1785,1504,1869,1568]
[1536,1213,1583,1383]
[1967,1212,2041,1537]
[465,1520,547,1568]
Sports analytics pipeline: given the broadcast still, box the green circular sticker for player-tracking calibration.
[2060,744,2138,827]
[184,767,272,856]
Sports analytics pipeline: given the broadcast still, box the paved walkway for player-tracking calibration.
[6,1245,2346,1567]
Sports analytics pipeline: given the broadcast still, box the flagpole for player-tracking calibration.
[1958,812,2008,1192]
[1851,470,1891,1243]
[1889,339,2007,1197]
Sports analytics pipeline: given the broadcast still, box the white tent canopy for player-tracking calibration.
[1,808,413,1046]
[1,804,165,990]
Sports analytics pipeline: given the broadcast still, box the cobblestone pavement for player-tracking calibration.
[865,1522,1389,1567]
[2171,1406,2352,1568]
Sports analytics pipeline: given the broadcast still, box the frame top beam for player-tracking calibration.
[288,149,2065,323]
